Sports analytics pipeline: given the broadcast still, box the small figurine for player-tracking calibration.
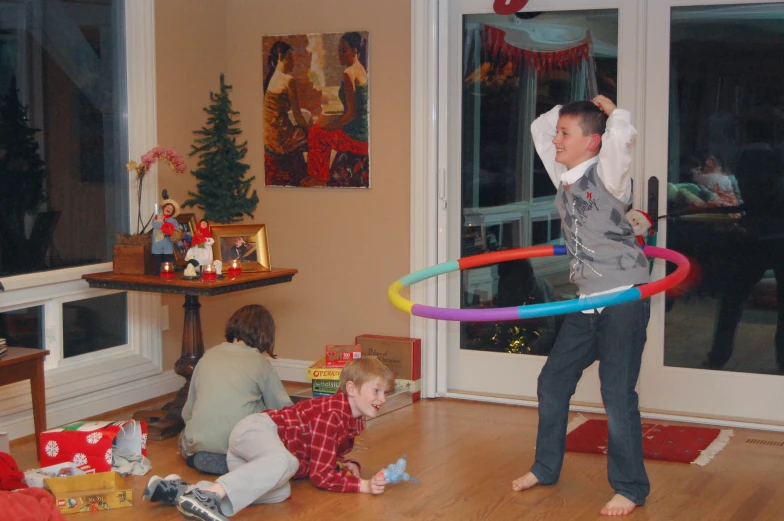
[151,189,180,274]
[184,220,215,272]
[213,260,223,276]
[183,262,198,279]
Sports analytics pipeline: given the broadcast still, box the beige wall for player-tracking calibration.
[156,0,411,369]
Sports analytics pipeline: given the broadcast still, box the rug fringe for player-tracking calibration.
[566,413,589,434]
[691,429,734,466]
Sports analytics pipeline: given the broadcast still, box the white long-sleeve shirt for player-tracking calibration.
[530,105,640,309]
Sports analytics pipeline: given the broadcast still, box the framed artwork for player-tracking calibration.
[173,213,197,267]
[262,31,370,188]
[210,224,271,272]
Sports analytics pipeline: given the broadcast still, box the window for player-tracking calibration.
[0,1,165,439]
[0,0,129,278]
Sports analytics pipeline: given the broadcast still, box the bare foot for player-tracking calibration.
[600,494,637,516]
[511,472,539,492]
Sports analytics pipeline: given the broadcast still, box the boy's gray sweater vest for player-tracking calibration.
[555,163,650,294]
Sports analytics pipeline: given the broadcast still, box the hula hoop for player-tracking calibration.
[388,245,690,322]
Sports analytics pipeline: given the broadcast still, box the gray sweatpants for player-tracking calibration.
[193,413,299,516]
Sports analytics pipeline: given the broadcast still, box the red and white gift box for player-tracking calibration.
[39,420,147,472]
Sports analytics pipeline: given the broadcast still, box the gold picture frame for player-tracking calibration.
[210,224,271,272]
[173,213,198,267]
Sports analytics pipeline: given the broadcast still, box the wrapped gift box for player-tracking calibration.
[39,420,147,472]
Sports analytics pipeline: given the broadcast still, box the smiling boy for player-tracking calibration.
[145,357,394,521]
[512,95,650,517]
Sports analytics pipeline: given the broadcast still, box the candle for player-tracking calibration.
[160,262,174,279]
[228,259,242,275]
[202,263,217,281]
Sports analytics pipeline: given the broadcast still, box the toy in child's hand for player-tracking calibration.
[626,209,655,246]
[382,454,420,484]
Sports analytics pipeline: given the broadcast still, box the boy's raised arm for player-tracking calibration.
[597,108,637,203]
[530,105,566,188]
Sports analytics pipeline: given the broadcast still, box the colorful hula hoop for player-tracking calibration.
[388,246,690,322]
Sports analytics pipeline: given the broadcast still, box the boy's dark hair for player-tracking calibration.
[559,101,608,137]
[225,304,276,357]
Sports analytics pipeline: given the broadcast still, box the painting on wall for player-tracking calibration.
[262,31,370,188]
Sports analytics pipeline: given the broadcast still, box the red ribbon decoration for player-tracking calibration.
[481,25,589,74]
[493,0,530,15]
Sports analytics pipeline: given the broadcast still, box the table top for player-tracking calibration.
[82,268,298,297]
[0,347,50,368]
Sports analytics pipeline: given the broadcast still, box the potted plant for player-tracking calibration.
[114,147,186,274]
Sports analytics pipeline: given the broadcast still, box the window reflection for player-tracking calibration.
[459,10,618,354]
[0,306,44,349]
[664,3,784,375]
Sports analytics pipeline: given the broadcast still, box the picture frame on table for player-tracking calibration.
[173,213,198,267]
[210,224,271,272]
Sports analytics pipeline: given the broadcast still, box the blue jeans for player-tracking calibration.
[530,298,650,506]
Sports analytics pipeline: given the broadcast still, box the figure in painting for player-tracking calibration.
[263,41,311,186]
[307,32,370,187]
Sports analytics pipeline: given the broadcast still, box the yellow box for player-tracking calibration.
[45,472,133,514]
[306,357,343,381]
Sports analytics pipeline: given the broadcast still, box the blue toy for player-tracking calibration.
[382,454,420,484]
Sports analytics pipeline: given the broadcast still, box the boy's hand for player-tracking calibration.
[592,95,617,116]
[359,471,387,495]
[343,461,360,477]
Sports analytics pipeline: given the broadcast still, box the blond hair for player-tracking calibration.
[338,356,395,394]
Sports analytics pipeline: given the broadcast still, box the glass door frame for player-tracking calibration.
[412,0,645,403]
[639,0,784,428]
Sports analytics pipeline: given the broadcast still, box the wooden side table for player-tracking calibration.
[0,347,50,458]
[83,268,297,440]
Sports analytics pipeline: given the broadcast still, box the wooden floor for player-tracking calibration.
[10,384,784,521]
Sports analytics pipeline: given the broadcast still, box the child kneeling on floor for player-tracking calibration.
[179,304,293,475]
[145,356,394,521]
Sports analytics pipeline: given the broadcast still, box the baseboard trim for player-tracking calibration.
[0,370,185,441]
[270,357,314,383]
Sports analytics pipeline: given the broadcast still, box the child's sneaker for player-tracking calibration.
[176,489,228,521]
[143,474,188,505]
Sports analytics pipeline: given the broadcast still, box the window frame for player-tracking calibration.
[0,0,171,439]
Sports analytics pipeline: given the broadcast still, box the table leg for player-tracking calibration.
[134,295,205,440]
[30,359,47,460]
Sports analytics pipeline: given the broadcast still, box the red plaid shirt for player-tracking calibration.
[265,391,363,492]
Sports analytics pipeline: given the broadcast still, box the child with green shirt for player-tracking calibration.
[179,304,293,474]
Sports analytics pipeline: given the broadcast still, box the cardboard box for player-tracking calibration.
[306,357,343,381]
[45,472,132,514]
[325,344,362,367]
[24,462,95,488]
[356,335,422,400]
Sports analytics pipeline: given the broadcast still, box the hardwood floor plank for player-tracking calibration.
[7,392,784,520]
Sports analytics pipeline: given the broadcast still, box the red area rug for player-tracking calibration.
[565,416,733,466]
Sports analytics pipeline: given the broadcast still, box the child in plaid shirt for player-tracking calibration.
[144,356,395,521]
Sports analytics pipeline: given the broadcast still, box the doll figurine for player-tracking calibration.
[151,190,181,274]
[184,220,215,272]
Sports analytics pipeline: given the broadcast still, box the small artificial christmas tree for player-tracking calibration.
[184,74,258,223]
[0,81,46,235]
